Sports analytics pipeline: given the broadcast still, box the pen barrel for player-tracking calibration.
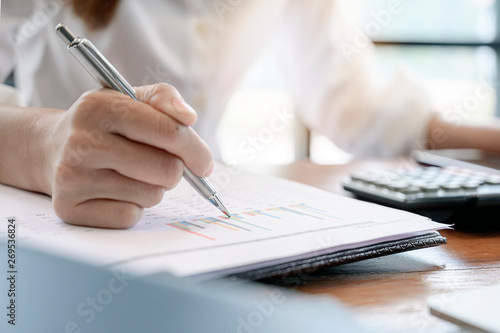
[183,167,217,200]
[68,39,137,100]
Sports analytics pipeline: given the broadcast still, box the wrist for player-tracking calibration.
[0,105,65,195]
[28,108,65,195]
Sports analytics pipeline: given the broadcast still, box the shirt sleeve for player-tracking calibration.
[0,17,18,84]
[275,0,434,158]
[0,0,33,83]
[0,1,38,105]
[0,17,21,105]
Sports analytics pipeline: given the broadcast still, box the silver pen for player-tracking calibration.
[55,23,230,218]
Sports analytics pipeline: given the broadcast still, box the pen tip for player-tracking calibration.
[212,194,231,218]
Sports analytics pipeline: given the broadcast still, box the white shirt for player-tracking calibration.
[0,0,433,158]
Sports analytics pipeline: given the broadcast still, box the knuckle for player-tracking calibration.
[52,162,76,188]
[59,132,94,167]
[112,206,144,229]
[75,90,109,115]
[159,115,186,145]
[160,156,184,190]
[154,82,178,97]
[64,131,84,150]
[52,196,80,226]
[78,90,101,106]
[70,91,101,127]
[52,197,67,219]
[75,90,130,131]
[142,185,165,208]
[108,96,132,120]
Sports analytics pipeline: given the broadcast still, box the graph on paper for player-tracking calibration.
[164,204,342,241]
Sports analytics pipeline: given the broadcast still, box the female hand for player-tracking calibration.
[47,83,213,228]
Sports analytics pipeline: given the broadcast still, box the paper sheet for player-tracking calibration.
[0,167,449,278]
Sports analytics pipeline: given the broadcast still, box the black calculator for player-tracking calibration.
[342,166,500,209]
[342,149,500,225]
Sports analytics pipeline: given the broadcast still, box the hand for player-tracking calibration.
[47,83,213,228]
[426,114,500,153]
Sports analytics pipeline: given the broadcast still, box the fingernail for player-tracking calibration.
[205,161,215,177]
[171,98,197,117]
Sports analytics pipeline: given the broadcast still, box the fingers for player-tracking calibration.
[52,169,164,229]
[64,169,166,208]
[63,200,144,229]
[112,106,212,177]
[89,133,185,189]
[135,83,198,127]
[50,84,214,228]
[99,92,213,177]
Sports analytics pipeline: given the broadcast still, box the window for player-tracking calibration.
[217,0,499,165]
[311,0,498,164]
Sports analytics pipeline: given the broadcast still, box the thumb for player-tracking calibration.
[134,83,198,127]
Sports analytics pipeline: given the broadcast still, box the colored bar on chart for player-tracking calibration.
[165,202,337,240]
[197,218,239,231]
[290,204,341,219]
[201,217,251,231]
[267,207,323,219]
[243,210,281,219]
[178,221,205,229]
[221,215,272,231]
[167,222,215,240]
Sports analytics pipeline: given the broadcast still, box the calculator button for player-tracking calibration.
[469,176,486,184]
[421,184,440,192]
[462,182,481,190]
[409,180,428,188]
[402,186,421,194]
[428,180,449,187]
[388,183,409,192]
[485,176,500,185]
[372,179,389,187]
[448,179,467,187]
[357,175,379,184]
[442,184,462,191]
[472,171,489,177]
[406,170,424,177]
[449,176,468,183]
[349,172,367,181]
[421,174,437,181]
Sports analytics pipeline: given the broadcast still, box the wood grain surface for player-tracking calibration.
[262,159,500,333]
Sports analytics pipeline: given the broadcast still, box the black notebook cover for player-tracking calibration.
[232,231,446,282]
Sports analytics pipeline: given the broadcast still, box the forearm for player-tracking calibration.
[426,114,500,152]
[0,104,62,195]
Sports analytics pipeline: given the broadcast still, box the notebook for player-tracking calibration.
[0,165,449,280]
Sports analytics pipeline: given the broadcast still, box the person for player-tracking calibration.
[1,0,499,228]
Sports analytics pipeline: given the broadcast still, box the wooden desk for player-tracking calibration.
[267,159,500,333]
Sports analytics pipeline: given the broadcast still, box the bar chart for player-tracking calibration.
[165,203,342,240]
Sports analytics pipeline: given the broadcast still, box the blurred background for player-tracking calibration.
[217,0,499,166]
